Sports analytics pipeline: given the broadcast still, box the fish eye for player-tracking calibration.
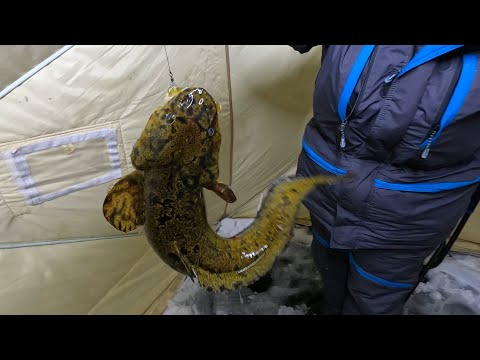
[166,113,176,124]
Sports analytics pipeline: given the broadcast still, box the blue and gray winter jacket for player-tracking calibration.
[293,45,480,251]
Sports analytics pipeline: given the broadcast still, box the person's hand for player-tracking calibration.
[289,45,317,54]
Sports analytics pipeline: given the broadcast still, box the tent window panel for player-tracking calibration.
[2,128,122,206]
[27,138,112,195]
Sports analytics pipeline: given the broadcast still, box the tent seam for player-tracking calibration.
[225,159,298,219]
[223,45,235,218]
[0,45,75,101]
[87,245,152,314]
[116,121,131,173]
[141,274,186,315]
[0,191,15,216]
[0,233,142,250]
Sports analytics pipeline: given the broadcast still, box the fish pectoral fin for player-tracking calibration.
[103,170,145,233]
[206,182,237,203]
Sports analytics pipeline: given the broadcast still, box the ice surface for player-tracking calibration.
[405,252,480,315]
[163,219,323,315]
[163,218,480,315]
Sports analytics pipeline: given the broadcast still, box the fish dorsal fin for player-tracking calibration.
[103,170,146,233]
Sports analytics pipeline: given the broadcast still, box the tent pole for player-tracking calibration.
[408,183,480,298]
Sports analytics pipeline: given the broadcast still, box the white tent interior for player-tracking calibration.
[1,45,479,315]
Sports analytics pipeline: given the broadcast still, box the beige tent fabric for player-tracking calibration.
[88,247,182,315]
[0,45,231,247]
[454,207,480,254]
[228,163,312,225]
[224,45,323,217]
[0,45,229,314]
[0,45,479,315]
[0,45,64,92]
[0,235,148,314]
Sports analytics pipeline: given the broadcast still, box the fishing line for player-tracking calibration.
[163,45,176,86]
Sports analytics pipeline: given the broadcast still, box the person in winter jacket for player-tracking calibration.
[290,45,480,315]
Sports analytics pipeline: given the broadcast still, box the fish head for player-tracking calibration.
[131,87,224,189]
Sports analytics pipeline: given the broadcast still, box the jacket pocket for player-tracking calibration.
[419,53,477,159]
[297,138,346,222]
[301,138,346,176]
[364,171,478,247]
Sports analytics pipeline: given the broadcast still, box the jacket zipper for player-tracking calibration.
[380,46,417,98]
[380,70,400,97]
[340,46,379,149]
[421,124,440,159]
[420,56,463,159]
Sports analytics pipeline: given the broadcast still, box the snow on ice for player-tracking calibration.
[163,218,480,315]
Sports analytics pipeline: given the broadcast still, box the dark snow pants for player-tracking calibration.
[310,218,437,315]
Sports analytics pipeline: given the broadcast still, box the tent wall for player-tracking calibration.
[0,45,479,315]
[453,207,480,254]
[0,45,231,314]
[222,45,323,218]
[0,45,64,92]
[0,45,231,244]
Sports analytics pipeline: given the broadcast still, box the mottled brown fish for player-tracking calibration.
[103,86,337,292]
